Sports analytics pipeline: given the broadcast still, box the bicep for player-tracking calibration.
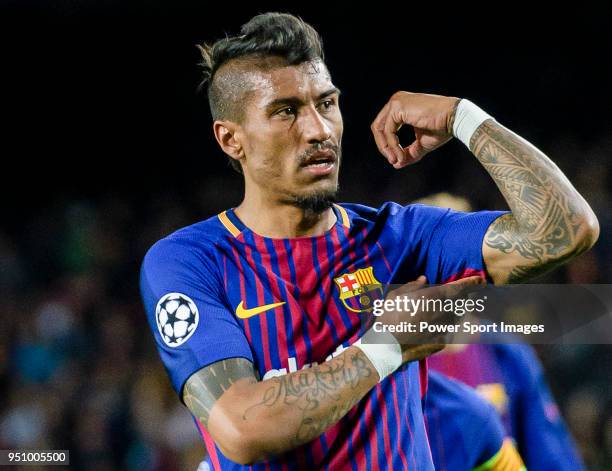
[482,213,571,284]
[183,357,259,430]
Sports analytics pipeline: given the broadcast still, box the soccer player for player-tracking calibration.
[429,343,586,470]
[425,371,525,471]
[139,12,599,470]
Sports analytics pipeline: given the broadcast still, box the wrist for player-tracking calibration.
[446,98,462,135]
[353,329,402,382]
[452,99,495,149]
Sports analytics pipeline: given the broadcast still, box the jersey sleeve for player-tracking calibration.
[140,236,254,399]
[396,203,508,284]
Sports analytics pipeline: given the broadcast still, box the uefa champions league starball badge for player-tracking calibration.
[155,293,199,347]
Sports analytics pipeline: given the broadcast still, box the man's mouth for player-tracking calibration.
[300,150,337,175]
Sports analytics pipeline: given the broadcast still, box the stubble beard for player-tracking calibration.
[292,186,339,213]
[291,146,341,214]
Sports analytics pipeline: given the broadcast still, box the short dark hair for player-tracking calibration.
[197,12,325,173]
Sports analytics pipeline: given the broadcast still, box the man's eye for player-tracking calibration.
[319,99,335,111]
[277,107,296,116]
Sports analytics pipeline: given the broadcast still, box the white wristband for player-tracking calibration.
[353,331,402,382]
[452,99,494,149]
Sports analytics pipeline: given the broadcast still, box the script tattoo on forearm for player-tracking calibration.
[244,350,375,446]
[472,120,587,282]
[183,358,257,428]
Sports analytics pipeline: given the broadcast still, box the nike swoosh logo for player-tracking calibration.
[236,300,286,319]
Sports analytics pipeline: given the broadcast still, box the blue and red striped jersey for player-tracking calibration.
[428,343,585,470]
[140,202,504,470]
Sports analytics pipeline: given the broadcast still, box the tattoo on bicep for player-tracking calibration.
[244,349,374,445]
[183,358,257,428]
[485,214,578,282]
[473,121,585,282]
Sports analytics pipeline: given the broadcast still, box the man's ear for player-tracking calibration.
[213,120,244,164]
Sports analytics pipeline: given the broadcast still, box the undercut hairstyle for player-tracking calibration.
[197,12,325,173]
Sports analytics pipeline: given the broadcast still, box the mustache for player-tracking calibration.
[297,142,340,165]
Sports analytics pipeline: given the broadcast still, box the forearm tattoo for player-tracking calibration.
[245,349,375,446]
[472,120,587,282]
[183,358,258,428]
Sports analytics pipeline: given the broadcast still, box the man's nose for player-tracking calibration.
[303,106,332,143]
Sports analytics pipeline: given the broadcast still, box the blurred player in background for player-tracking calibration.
[140,12,598,470]
[426,371,525,471]
[430,342,585,470]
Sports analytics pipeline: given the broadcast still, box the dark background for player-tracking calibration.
[0,2,610,470]
[2,3,611,217]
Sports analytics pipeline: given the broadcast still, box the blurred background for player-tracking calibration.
[0,2,610,470]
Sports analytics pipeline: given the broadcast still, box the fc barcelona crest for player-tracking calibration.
[334,267,384,313]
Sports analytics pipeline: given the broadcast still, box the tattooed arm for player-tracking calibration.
[371,92,599,284]
[470,119,598,283]
[181,275,478,464]
[183,347,378,465]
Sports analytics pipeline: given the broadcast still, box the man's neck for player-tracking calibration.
[234,198,337,238]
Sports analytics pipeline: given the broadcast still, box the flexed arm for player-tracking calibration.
[371,92,599,284]
[468,118,598,283]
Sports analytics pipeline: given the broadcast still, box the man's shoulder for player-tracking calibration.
[340,201,444,223]
[142,212,229,267]
[340,202,452,237]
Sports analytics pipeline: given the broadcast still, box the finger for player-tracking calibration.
[445,276,485,286]
[371,104,397,165]
[401,344,445,363]
[382,109,407,165]
[394,139,428,169]
[438,276,485,298]
[419,276,483,299]
[389,275,427,297]
[402,275,428,292]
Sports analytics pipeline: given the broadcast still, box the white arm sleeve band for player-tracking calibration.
[452,99,495,148]
[353,331,402,382]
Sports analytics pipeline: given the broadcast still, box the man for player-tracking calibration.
[140,12,598,470]
[425,371,525,471]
